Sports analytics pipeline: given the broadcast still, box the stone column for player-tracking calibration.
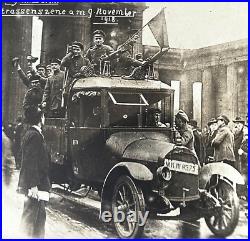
[179,70,193,118]
[201,68,215,127]
[2,16,32,124]
[226,63,238,120]
[237,61,248,119]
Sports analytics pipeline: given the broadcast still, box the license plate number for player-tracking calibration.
[164,159,199,175]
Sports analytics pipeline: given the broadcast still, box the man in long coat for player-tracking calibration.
[211,115,235,167]
[17,107,51,238]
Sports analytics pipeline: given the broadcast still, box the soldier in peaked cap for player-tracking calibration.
[61,41,93,84]
[42,58,65,117]
[175,110,196,155]
[23,75,43,120]
[36,63,46,76]
[211,115,235,167]
[85,29,114,75]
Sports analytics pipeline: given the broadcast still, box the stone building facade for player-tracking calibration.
[145,39,248,128]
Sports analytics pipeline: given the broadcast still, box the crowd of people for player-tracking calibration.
[177,112,248,200]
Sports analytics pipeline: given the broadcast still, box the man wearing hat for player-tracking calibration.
[203,118,218,163]
[42,58,65,117]
[85,30,114,75]
[61,41,93,84]
[175,110,196,155]
[233,117,245,171]
[211,115,235,166]
[17,106,51,238]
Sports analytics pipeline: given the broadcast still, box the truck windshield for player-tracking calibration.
[107,91,170,128]
[108,92,149,106]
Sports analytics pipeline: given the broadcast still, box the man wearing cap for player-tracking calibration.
[13,56,47,90]
[46,65,53,78]
[203,118,218,163]
[61,41,93,85]
[42,58,65,117]
[85,30,114,75]
[233,117,245,171]
[211,115,235,167]
[175,110,196,155]
[23,75,44,114]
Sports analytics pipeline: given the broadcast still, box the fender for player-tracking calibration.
[111,162,154,181]
[99,162,153,218]
[199,162,245,189]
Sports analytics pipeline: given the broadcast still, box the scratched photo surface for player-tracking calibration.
[2,2,248,239]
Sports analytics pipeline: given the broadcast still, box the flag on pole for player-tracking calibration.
[148,8,169,49]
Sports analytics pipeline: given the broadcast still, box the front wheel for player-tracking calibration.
[205,179,239,237]
[112,175,146,238]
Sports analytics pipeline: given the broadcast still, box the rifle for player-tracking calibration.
[100,34,140,62]
[122,47,170,80]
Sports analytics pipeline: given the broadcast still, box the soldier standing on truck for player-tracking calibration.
[85,30,114,75]
[42,58,65,118]
[61,41,93,91]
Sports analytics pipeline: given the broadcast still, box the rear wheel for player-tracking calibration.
[205,179,239,237]
[112,175,146,238]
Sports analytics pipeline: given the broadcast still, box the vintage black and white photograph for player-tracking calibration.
[2,2,248,238]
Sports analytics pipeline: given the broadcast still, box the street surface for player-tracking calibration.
[2,169,248,239]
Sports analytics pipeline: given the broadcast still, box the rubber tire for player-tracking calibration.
[205,179,240,237]
[112,175,146,238]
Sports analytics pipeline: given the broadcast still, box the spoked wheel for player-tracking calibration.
[112,175,146,238]
[205,179,240,237]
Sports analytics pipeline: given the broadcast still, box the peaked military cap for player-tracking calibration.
[93,29,106,38]
[26,55,39,63]
[233,116,245,124]
[36,63,46,70]
[30,74,40,83]
[72,41,84,50]
[50,58,61,65]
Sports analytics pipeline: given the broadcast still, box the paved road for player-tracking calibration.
[2,170,248,238]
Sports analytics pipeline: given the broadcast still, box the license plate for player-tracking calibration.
[164,159,199,175]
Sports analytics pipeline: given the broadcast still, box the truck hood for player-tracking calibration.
[105,132,175,162]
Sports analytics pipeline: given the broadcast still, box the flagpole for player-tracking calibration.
[120,8,167,49]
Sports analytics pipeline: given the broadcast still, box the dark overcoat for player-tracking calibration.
[42,70,64,111]
[212,125,235,162]
[18,127,51,194]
